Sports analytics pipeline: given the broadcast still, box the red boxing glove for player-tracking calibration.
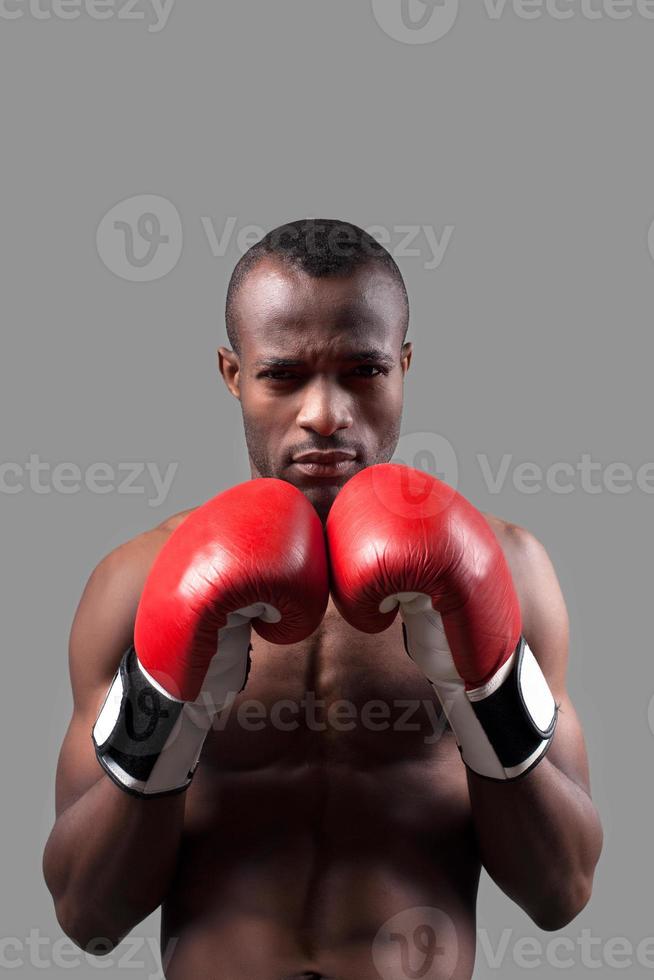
[94,479,328,796]
[327,463,557,780]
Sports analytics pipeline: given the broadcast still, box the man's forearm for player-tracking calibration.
[467,757,603,931]
[43,775,185,951]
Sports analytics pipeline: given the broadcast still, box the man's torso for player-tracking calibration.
[136,507,518,979]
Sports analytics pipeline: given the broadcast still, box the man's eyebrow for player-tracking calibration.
[345,348,396,366]
[253,357,305,369]
[253,349,396,369]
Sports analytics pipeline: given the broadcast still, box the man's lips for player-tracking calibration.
[293,451,357,464]
[291,451,358,480]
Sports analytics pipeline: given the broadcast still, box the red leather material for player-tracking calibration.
[135,479,328,701]
[326,464,521,688]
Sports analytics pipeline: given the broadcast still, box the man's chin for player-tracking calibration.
[291,482,339,521]
[283,470,361,521]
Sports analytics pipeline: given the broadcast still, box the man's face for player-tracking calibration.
[219,256,412,520]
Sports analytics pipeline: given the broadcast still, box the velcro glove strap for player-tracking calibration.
[399,595,558,781]
[91,604,273,798]
[464,637,558,780]
[92,648,210,798]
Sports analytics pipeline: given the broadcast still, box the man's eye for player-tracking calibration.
[262,370,299,381]
[351,365,384,378]
[260,366,386,382]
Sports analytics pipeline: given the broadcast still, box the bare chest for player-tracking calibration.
[199,601,454,772]
[170,603,477,958]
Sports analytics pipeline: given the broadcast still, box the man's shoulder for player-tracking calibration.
[481,512,555,613]
[482,512,544,568]
[86,506,200,599]
[481,512,568,674]
[127,504,199,566]
[155,506,197,537]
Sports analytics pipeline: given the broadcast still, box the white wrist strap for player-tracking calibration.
[431,639,558,780]
[92,603,280,798]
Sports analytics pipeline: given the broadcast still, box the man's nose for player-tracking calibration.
[296,378,353,437]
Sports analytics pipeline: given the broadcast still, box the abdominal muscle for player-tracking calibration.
[161,610,481,980]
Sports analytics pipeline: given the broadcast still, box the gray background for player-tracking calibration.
[1,0,652,975]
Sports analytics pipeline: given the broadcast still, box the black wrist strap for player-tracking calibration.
[467,637,558,780]
[93,647,187,794]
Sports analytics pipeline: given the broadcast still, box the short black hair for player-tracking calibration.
[225,218,409,354]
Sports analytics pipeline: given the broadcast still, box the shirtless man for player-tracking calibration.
[43,219,603,980]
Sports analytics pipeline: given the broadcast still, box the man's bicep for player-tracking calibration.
[68,542,151,709]
[55,711,108,815]
[55,538,155,814]
[542,691,592,794]
[508,526,592,793]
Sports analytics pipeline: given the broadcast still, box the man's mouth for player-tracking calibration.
[291,451,358,480]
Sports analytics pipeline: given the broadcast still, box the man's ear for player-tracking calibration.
[401,341,413,376]
[218,346,241,399]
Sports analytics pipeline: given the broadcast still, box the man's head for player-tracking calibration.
[219,218,412,520]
